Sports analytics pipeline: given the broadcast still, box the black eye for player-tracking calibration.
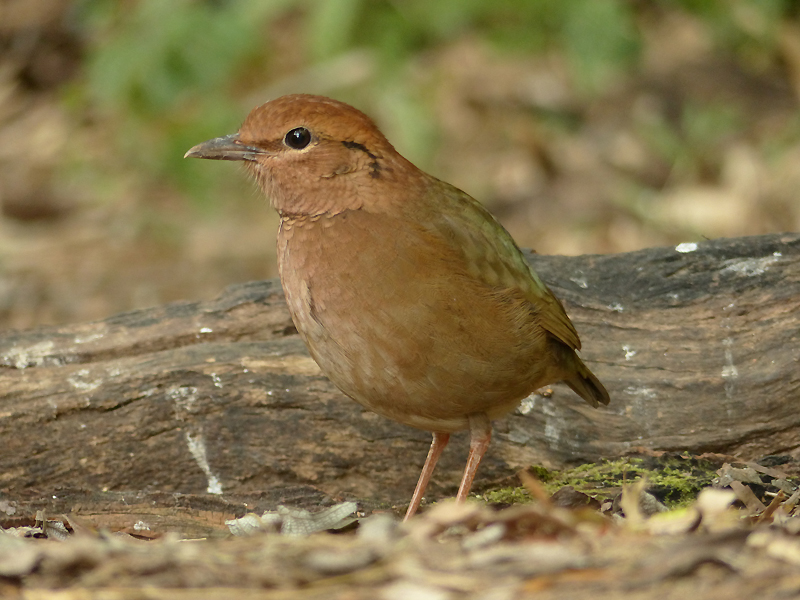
[284,127,311,149]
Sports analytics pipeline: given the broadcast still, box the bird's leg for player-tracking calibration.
[404,431,450,521]
[456,413,492,502]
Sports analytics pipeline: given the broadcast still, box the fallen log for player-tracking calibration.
[1,232,798,515]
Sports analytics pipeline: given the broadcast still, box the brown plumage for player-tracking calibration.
[185,94,609,519]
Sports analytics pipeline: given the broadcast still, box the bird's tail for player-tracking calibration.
[562,352,610,408]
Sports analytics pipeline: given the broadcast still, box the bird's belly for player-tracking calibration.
[302,307,544,431]
[283,277,549,433]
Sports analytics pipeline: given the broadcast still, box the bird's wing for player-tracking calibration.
[424,180,582,351]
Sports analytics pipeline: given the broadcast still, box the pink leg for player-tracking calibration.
[456,413,492,502]
[404,432,450,521]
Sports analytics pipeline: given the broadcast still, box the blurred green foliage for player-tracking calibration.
[68,0,795,210]
[639,101,743,181]
[309,0,640,83]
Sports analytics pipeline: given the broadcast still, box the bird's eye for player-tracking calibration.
[284,127,312,150]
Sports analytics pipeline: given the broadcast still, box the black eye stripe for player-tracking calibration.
[285,127,311,149]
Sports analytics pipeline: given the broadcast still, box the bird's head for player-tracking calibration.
[185,94,421,217]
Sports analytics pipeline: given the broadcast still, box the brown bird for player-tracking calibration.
[185,94,609,520]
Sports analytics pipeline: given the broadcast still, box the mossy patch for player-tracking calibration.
[482,486,534,505]
[482,453,720,509]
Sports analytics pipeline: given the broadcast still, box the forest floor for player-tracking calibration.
[3,453,800,599]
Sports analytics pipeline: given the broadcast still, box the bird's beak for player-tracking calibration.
[184,133,263,162]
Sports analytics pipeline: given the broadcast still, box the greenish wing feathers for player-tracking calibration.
[435,182,582,351]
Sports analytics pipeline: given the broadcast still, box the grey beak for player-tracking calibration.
[184,133,263,162]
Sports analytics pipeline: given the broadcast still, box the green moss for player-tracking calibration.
[482,487,533,505]
[482,453,719,509]
[527,464,553,482]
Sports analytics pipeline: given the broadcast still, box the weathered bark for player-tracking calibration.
[1,233,798,515]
